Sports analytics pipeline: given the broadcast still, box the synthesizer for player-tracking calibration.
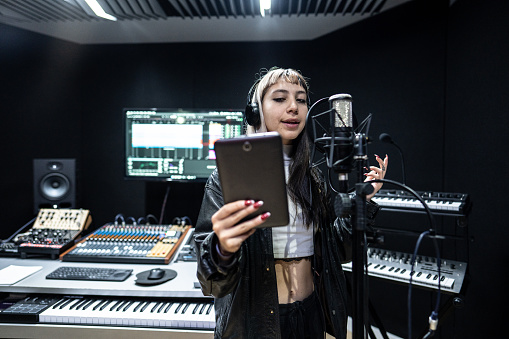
[342,247,467,294]
[61,223,191,264]
[0,295,214,330]
[0,241,18,257]
[371,189,471,216]
[18,209,92,259]
[175,228,197,262]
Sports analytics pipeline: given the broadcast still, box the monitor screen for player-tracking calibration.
[124,108,244,181]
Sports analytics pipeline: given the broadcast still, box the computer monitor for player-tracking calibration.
[124,108,244,182]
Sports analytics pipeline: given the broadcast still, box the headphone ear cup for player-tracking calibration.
[244,102,260,126]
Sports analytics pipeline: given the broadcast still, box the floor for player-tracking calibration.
[325,317,403,339]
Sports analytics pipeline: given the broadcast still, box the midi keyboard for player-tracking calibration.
[342,247,467,294]
[372,189,471,216]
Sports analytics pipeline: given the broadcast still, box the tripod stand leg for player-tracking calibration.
[369,299,390,339]
[346,274,390,339]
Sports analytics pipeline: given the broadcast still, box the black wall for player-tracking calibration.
[0,0,507,337]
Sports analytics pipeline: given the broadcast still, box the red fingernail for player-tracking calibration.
[375,154,380,158]
[245,200,254,206]
[260,212,271,220]
[254,201,264,208]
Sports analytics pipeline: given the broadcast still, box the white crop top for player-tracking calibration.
[272,145,314,259]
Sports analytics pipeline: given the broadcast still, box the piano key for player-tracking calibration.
[151,301,162,313]
[81,299,95,310]
[371,190,469,215]
[79,300,106,324]
[164,302,174,313]
[156,302,168,313]
[122,300,135,312]
[99,299,114,311]
[342,247,466,294]
[39,298,215,329]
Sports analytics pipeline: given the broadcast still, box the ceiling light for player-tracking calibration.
[260,0,271,17]
[84,0,117,21]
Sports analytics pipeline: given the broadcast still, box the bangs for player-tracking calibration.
[258,68,309,100]
[246,67,310,135]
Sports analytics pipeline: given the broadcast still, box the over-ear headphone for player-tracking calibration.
[244,71,311,127]
[244,79,261,127]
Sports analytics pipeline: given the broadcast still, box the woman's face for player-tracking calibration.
[261,79,308,145]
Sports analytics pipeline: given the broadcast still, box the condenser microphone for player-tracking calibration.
[329,94,354,193]
[379,132,406,185]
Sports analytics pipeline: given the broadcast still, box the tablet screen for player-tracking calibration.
[214,132,289,228]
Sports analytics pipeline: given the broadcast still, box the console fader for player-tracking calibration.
[61,223,191,264]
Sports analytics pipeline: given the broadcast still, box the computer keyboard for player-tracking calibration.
[46,266,133,282]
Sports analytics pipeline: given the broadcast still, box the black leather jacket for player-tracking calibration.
[194,169,380,339]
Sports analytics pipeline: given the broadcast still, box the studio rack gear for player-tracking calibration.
[60,223,191,264]
[342,247,467,294]
[18,209,92,259]
[372,189,471,216]
[363,188,472,338]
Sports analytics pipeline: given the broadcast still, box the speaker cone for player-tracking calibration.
[40,173,71,200]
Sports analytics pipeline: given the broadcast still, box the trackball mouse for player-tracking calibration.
[148,268,165,280]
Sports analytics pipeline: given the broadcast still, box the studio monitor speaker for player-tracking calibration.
[33,158,76,213]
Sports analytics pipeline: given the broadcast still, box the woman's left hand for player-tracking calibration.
[365,154,389,201]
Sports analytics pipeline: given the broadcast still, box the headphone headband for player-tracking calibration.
[243,70,311,128]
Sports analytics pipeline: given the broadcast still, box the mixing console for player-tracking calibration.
[61,223,191,264]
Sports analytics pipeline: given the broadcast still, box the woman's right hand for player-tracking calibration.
[212,200,270,255]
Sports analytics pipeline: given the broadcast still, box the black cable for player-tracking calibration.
[329,137,355,169]
[181,216,193,225]
[159,183,171,224]
[363,232,371,338]
[327,167,340,194]
[1,217,36,243]
[114,214,125,226]
[408,230,427,339]
[407,230,441,339]
[146,214,159,225]
[306,97,330,165]
[367,178,440,339]
[368,179,436,233]
[307,97,329,113]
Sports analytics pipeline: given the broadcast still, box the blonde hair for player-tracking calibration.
[245,68,326,229]
[246,67,309,134]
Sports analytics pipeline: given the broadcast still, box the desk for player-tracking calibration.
[0,247,214,338]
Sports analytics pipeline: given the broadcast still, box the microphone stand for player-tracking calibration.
[335,133,373,339]
[351,133,373,339]
[307,97,377,339]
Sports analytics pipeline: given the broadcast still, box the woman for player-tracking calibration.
[194,67,388,339]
